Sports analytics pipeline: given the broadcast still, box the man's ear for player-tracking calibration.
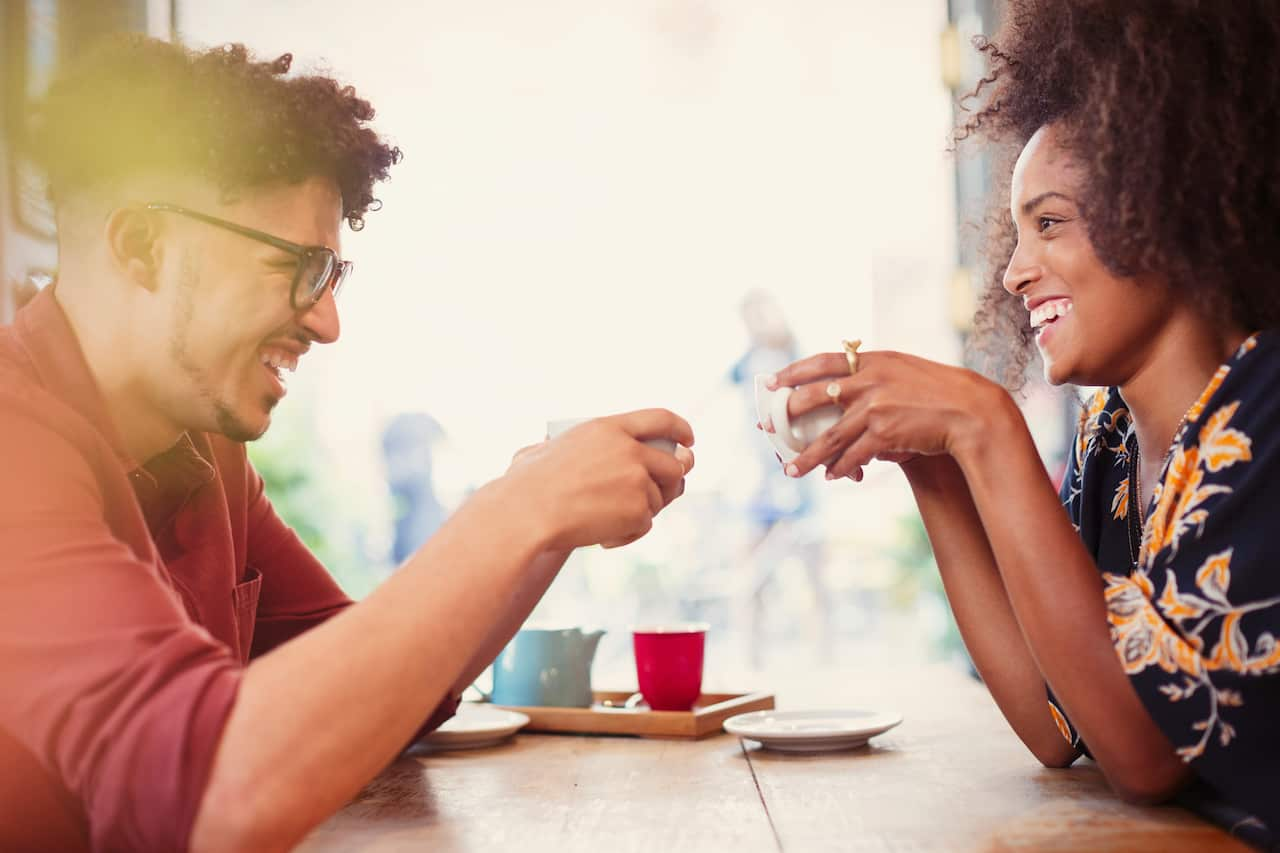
[104,207,164,291]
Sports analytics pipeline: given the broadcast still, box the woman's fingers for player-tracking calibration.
[786,375,871,419]
[787,408,868,476]
[826,433,881,480]
[770,352,854,389]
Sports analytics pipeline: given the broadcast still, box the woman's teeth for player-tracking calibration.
[1030,298,1073,330]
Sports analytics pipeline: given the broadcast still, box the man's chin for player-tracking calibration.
[214,400,273,443]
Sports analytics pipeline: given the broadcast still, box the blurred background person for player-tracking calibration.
[381,411,448,565]
[729,290,829,668]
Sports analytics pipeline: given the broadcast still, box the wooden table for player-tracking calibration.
[299,664,1251,852]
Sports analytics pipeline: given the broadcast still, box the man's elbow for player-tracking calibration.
[189,783,301,853]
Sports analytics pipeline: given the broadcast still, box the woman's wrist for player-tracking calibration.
[900,454,965,494]
[948,379,1027,476]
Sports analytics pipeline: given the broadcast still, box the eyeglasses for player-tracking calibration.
[145,203,352,310]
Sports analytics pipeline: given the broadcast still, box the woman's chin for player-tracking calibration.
[1041,355,1074,387]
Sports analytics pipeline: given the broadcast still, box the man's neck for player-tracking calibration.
[53,272,184,466]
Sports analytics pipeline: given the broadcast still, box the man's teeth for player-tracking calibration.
[1030,298,1073,329]
[260,352,299,373]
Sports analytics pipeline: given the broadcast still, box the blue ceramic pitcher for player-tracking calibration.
[490,626,605,707]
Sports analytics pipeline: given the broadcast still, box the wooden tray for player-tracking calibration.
[494,690,775,739]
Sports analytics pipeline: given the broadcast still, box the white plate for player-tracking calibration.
[420,704,530,751]
[723,709,903,753]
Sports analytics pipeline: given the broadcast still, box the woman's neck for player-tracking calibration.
[1116,308,1248,496]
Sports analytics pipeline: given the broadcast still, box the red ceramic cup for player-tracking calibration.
[632,623,708,711]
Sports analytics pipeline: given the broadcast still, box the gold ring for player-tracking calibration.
[826,381,843,406]
[842,339,863,375]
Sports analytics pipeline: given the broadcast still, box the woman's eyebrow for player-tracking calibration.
[1021,191,1074,215]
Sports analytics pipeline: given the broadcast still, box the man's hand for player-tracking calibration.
[505,409,694,551]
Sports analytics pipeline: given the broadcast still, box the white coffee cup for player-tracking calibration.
[547,418,677,455]
[753,374,842,458]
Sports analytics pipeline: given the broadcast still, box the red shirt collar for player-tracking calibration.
[15,285,144,471]
[13,287,215,506]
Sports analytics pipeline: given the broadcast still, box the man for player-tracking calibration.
[0,36,693,852]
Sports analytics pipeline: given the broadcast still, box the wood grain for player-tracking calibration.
[744,663,1252,852]
[300,663,1252,851]
[298,733,778,853]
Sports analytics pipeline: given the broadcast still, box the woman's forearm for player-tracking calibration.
[954,392,1191,802]
[902,455,1079,766]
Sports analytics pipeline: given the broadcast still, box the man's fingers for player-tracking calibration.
[638,443,688,486]
[645,478,664,517]
[612,408,695,448]
[674,445,695,475]
[658,477,686,509]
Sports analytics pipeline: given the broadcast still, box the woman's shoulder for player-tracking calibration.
[1142,330,1280,573]
[1176,330,1280,452]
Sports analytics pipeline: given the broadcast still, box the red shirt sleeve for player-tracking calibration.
[0,404,240,852]
[236,449,355,658]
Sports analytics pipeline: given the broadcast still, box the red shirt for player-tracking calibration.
[0,288,455,851]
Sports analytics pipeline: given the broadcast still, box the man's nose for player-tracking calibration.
[299,286,341,344]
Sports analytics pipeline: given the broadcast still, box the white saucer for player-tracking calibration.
[420,704,530,751]
[723,709,903,753]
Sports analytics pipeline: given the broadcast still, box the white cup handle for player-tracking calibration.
[770,386,807,453]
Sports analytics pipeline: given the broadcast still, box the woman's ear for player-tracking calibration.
[104,207,163,292]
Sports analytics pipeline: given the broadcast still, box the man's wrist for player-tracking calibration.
[478,472,561,555]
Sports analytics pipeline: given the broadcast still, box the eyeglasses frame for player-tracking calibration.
[144,202,351,310]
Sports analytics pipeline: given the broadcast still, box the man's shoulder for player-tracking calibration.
[0,336,110,471]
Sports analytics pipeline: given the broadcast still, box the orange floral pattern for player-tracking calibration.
[1057,333,1278,832]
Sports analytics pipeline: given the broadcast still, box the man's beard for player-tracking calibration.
[168,253,274,443]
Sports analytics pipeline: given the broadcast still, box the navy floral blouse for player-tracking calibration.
[1052,332,1279,848]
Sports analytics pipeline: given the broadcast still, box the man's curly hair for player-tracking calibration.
[25,34,399,231]
[955,0,1280,388]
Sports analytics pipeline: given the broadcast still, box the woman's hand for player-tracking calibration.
[768,350,1004,481]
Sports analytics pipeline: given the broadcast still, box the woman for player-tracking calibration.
[767,1,1279,845]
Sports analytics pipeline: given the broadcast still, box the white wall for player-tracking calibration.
[177,2,957,518]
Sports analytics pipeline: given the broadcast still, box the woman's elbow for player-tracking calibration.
[1024,731,1080,769]
[1033,742,1080,769]
[1105,760,1193,806]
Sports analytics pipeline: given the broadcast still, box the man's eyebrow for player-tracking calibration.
[1021,191,1074,216]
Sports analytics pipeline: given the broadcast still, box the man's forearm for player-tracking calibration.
[451,548,574,693]
[191,479,556,853]
[955,398,1191,802]
[902,455,1079,766]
